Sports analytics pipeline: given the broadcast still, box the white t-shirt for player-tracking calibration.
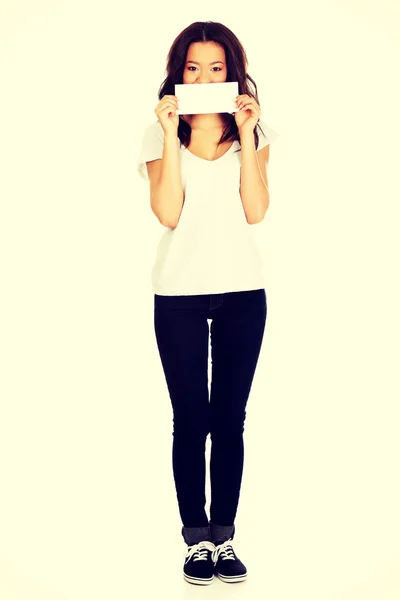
[137,118,279,296]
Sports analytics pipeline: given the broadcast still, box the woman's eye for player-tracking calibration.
[187,66,221,72]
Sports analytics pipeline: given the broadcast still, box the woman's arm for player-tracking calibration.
[239,129,270,224]
[147,131,184,228]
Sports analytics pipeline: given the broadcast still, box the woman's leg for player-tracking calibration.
[208,288,267,530]
[154,293,211,538]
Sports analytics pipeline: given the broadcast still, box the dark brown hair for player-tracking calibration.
[158,21,266,152]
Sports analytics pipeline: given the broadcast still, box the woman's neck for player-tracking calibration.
[182,113,227,131]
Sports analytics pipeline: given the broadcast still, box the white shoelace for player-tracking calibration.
[185,540,216,563]
[185,539,236,564]
[211,540,235,563]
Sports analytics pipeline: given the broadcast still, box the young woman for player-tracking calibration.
[137,21,279,586]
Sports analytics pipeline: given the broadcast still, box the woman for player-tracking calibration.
[137,21,279,586]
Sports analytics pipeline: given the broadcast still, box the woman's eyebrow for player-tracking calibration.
[186,61,224,65]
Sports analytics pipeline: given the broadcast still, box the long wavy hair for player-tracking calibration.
[158,21,266,152]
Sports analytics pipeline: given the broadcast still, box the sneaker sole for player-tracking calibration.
[216,572,247,583]
[183,572,214,585]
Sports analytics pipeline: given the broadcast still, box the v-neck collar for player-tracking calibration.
[182,141,236,163]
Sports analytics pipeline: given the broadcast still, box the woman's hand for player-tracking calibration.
[155,95,179,135]
[234,94,261,133]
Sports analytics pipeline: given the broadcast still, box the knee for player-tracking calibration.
[210,420,245,441]
[172,414,210,440]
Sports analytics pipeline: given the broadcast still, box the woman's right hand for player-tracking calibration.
[155,95,179,135]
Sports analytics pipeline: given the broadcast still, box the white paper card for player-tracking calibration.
[174,81,239,115]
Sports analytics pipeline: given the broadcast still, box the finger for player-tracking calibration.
[242,102,259,113]
[241,98,256,106]
[163,96,178,107]
[236,95,248,104]
[238,97,254,107]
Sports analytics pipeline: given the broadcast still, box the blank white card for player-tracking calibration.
[174,81,239,115]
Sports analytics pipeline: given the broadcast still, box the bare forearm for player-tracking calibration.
[239,128,269,224]
[151,132,184,228]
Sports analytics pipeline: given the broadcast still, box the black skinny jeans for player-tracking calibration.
[154,288,267,529]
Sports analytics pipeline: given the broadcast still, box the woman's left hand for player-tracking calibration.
[234,94,261,132]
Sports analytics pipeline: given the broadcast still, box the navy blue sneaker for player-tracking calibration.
[183,540,217,585]
[212,538,247,583]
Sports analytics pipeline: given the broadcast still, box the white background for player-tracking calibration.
[1,1,399,599]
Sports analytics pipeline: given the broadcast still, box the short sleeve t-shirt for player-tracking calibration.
[137,118,279,296]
